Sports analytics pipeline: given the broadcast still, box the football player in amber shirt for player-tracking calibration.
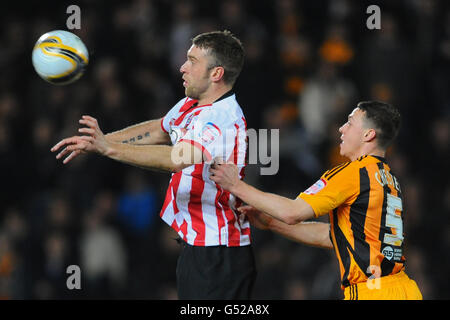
[210,101,422,300]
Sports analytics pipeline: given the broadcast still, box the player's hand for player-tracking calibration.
[51,115,110,164]
[209,157,240,191]
[237,205,273,230]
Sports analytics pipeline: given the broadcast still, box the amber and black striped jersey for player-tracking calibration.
[298,155,405,288]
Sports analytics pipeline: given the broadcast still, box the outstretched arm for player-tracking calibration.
[105,117,170,145]
[53,116,171,163]
[209,161,315,225]
[51,115,203,172]
[239,206,333,249]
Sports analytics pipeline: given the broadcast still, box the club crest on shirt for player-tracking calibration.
[304,178,327,195]
[170,127,187,144]
[199,122,221,145]
[184,113,195,128]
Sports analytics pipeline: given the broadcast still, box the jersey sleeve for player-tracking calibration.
[161,98,187,134]
[298,163,358,217]
[178,107,237,163]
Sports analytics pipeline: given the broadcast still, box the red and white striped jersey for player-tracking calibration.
[159,91,251,247]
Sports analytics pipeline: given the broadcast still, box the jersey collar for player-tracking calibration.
[214,90,234,103]
[369,155,387,163]
[183,90,235,111]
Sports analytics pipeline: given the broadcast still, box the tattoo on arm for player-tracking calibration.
[122,131,150,144]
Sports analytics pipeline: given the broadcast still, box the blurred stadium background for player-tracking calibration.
[0,0,448,299]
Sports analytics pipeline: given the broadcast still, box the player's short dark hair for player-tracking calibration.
[192,30,244,86]
[357,101,401,149]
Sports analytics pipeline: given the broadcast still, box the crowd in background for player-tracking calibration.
[0,0,449,299]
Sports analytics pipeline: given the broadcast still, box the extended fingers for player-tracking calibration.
[51,117,98,163]
[54,136,92,159]
[56,143,85,159]
[79,135,94,142]
[57,146,79,160]
[79,115,99,129]
[81,115,98,123]
[55,147,67,159]
[79,118,96,128]
[78,127,96,136]
[51,136,81,152]
[63,150,81,164]
[56,143,81,159]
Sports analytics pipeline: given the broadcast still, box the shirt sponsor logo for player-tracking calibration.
[382,246,394,260]
[381,245,403,262]
[303,179,327,195]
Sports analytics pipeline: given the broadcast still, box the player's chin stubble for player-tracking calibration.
[185,86,199,100]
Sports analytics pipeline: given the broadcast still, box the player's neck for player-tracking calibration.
[197,84,233,106]
[350,146,385,162]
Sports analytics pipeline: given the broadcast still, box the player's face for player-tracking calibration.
[180,45,213,100]
[338,108,367,161]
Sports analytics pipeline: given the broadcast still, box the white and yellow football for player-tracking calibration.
[32,30,89,85]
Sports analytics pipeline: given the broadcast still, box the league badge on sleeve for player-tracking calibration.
[303,179,327,195]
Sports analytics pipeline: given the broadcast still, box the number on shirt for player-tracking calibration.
[383,193,404,246]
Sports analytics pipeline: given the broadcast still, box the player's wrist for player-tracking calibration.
[229,179,245,197]
[102,141,116,157]
[104,133,116,142]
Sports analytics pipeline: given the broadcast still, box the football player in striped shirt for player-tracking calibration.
[51,31,256,299]
[210,101,423,300]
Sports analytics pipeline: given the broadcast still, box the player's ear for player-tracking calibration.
[210,66,225,82]
[363,128,377,142]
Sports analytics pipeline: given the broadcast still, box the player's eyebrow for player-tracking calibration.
[187,54,198,61]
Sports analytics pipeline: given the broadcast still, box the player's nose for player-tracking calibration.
[180,61,188,74]
[338,122,347,133]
